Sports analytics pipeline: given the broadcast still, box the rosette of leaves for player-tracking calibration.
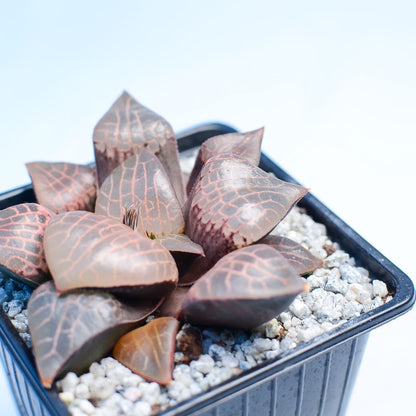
[0,91,324,388]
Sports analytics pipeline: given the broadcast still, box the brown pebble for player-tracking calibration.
[176,325,203,364]
[323,244,335,256]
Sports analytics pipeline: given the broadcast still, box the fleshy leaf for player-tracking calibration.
[96,150,185,237]
[181,244,308,330]
[93,91,185,204]
[26,162,97,213]
[157,286,189,319]
[28,281,161,388]
[186,154,308,262]
[177,256,211,286]
[156,234,204,255]
[44,211,178,297]
[187,127,264,194]
[259,235,323,275]
[0,203,54,286]
[113,317,179,385]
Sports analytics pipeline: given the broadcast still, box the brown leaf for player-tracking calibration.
[26,162,97,213]
[0,203,54,286]
[157,286,189,319]
[186,154,308,262]
[93,91,185,204]
[259,235,323,275]
[156,233,204,255]
[113,317,179,385]
[181,244,308,330]
[186,127,264,194]
[96,150,184,237]
[44,211,178,297]
[177,256,211,286]
[28,281,161,388]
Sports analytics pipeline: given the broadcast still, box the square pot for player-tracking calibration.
[0,123,414,416]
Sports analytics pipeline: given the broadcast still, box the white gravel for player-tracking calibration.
[0,147,393,416]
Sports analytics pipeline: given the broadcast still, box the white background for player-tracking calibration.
[1,1,415,415]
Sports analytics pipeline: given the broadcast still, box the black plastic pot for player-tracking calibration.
[0,123,414,416]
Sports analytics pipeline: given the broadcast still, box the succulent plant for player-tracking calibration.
[0,91,323,388]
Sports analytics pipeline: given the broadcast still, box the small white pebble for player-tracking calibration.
[59,391,74,405]
[138,382,161,406]
[11,319,27,333]
[13,312,28,323]
[168,380,192,401]
[121,373,144,387]
[342,301,363,319]
[279,311,292,322]
[89,377,116,400]
[59,372,79,392]
[252,337,274,352]
[357,290,372,306]
[221,352,239,368]
[325,250,350,268]
[77,399,96,415]
[131,401,152,416]
[100,357,119,375]
[208,343,226,359]
[289,298,312,319]
[306,274,326,289]
[106,365,132,381]
[297,325,324,342]
[89,362,105,378]
[173,364,193,387]
[340,264,366,284]
[190,354,214,374]
[372,280,388,297]
[190,368,204,382]
[372,296,384,308]
[345,283,364,302]
[174,351,185,363]
[189,381,203,395]
[279,337,297,352]
[264,318,283,338]
[325,270,348,294]
[74,383,90,400]
[291,317,301,327]
[121,387,142,402]
[283,319,292,330]
[79,373,95,387]
[286,327,298,340]
[205,367,233,387]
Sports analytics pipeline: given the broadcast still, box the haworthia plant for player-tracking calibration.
[26,162,97,213]
[28,281,161,388]
[93,91,185,205]
[44,211,178,297]
[181,244,308,329]
[0,91,318,389]
[113,317,180,385]
[0,203,54,286]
